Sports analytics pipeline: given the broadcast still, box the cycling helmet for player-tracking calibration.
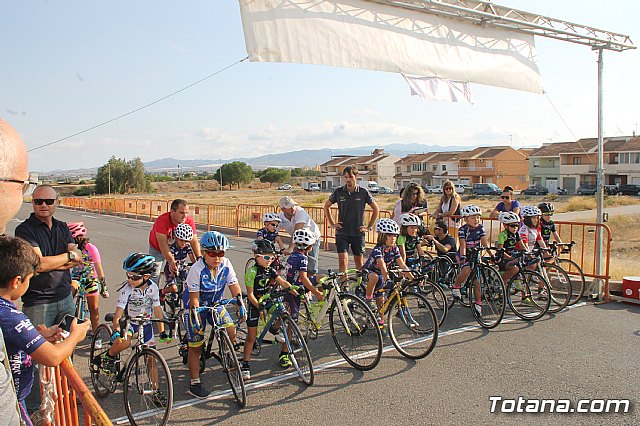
[174,223,194,241]
[522,205,542,217]
[538,202,555,214]
[292,229,316,248]
[252,239,276,254]
[262,212,281,223]
[376,218,400,235]
[399,213,421,227]
[123,253,156,275]
[461,204,482,217]
[200,231,230,251]
[499,211,521,225]
[67,222,87,239]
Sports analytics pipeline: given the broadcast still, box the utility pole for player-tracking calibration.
[219,160,223,191]
[178,164,181,181]
[593,47,605,300]
[108,163,111,195]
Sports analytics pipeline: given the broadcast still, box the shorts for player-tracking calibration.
[246,303,262,328]
[497,258,518,272]
[127,323,155,346]
[283,277,316,320]
[184,305,234,348]
[336,233,366,256]
[361,270,391,296]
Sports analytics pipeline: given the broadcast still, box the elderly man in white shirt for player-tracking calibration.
[277,196,322,275]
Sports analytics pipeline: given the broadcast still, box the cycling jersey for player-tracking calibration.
[458,223,486,250]
[163,242,193,283]
[518,224,542,251]
[285,251,308,285]
[362,243,401,273]
[539,218,556,244]
[496,229,521,255]
[71,243,102,294]
[397,234,421,259]
[257,227,279,243]
[183,257,238,308]
[0,296,45,402]
[116,281,161,320]
[245,265,278,297]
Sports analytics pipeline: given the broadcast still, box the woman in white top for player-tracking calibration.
[392,183,428,224]
[432,180,461,229]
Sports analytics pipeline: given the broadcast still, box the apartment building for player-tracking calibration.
[319,148,400,190]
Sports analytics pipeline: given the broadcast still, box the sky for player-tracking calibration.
[1,0,639,172]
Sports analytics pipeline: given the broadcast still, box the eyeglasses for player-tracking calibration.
[444,187,453,191]
[0,178,38,196]
[257,254,274,261]
[33,198,56,206]
[268,222,279,227]
[204,250,225,258]
[127,273,144,281]
[500,196,511,200]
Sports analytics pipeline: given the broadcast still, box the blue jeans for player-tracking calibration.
[307,238,321,275]
[148,246,165,284]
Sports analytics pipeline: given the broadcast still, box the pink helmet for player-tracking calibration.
[67,222,87,238]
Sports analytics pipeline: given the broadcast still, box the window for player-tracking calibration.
[406,166,411,172]
[412,163,423,172]
[486,160,493,168]
[441,164,447,171]
[572,157,582,165]
[396,166,401,173]
[634,153,640,164]
[533,160,540,168]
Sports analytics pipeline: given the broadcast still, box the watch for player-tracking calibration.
[67,251,76,262]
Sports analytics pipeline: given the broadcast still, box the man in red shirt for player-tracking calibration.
[148,199,201,283]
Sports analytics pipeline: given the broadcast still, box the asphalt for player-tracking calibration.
[5,204,640,425]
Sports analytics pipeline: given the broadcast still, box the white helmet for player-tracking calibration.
[399,213,421,227]
[174,223,194,241]
[292,229,316,248]
[522,205,542,217]
[376,218,400,235]
[262,212,281,223]
[499,211,521,225]
[461,204,482,217]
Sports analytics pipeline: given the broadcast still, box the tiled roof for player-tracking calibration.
[320,155,358,167]
[615,137,640,151]
[478,148,508,158]
[429,151,460,162]
[529,136,634,157]
[459,146,510,160]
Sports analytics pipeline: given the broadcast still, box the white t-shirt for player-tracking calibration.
[116,281,161,319]
[278,207,321,240]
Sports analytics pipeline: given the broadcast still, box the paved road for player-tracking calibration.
[6,204,640,425]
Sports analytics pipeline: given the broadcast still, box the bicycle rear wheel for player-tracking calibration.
[415,278,448,326]
[218,330,247,407]
[387,291,438,360]
[123,347,173,426]
[506,270,551,321]
[558,258,586,305]
[281,314,314,385]
[329,294,382,371]
[89,323,117,398]
[469,265,506,329]
[542,263,572,313]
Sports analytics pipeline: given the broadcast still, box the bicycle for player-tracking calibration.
[160,261,192,348]
[530,247,572,314]
[89,313,174,426]
[548,241,586,305]
[297,269,383,371]
[502,250,552,321]
[358,268,439,359]
[190,300,247,407]
[452,247,506,329]
[245,250,286,276]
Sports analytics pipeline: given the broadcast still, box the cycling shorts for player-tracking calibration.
[125,323,155,346]
[184,305,234,348]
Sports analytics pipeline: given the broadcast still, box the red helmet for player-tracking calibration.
[67,222,87,238]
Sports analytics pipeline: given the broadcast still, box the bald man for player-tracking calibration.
[0,118,32,425]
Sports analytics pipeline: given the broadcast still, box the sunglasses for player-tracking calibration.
[33,198,56,206]
[506,224,519,229]
[258,254,274,261]
[542,213,553,216]
[268,222,279,227]
[500,196,511,200]
[0,178,38,196]
[204,250,225,258]
[127,273,144,281]
[444,187,453,191]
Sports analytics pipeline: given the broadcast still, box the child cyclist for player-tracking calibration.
[538,202,562,245]
[101,253,169,406]
[519,206,547,252]
[161,222,197,296]
[183,231,246,399]
[451,205,489,317]
[397,213,427,267]
[495,211,526,286]
[68,222,108,333]
[257,212,286,252]
[242,239,296,379]
[361,218,412,325]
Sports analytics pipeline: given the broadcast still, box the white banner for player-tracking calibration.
[239,0,544,93]
[403,75,473,104]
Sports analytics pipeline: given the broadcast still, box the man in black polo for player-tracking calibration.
[324,166,379,273]
[425,220,458,261]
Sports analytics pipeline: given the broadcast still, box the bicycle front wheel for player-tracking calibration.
[558,258,586,305]
[387,291,438,360]
[469,265,506,329]
[281,314,314,385]
[89,323,117,398]
[218,330,247,407]
[416,278,449,326]
[329,294,382,371]
[123,348,174,426]
[542,263,572,313]
[506,270,551,321]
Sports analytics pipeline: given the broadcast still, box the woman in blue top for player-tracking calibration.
[489,186,521,219]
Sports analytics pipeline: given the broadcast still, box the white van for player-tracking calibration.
[364,181,379,193]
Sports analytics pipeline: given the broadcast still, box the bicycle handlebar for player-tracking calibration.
[258,285,301,304]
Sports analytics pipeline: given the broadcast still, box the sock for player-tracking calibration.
[190,378,201,386]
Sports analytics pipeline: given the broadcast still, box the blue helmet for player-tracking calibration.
[200,231,230,251]
[123,252,156,275]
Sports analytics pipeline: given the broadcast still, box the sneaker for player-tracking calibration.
[366,298,378,315]
[100,352,116,374]
[473,303,482,317]
[452,288,462,300]
[279,353,292,368]
[512,279,524,291]
[188,383,210,399]
[274,333,286,344]
[152,390,168,408]
[520,297,535,306]
[241,362,251,380]
[537,288,548,301]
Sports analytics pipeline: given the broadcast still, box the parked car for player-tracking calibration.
[576,184,597,195]
[378,186,393,194]
[455,184,470,194]
[278,184,292,190]
[425,185,443,194]
[302,182,321,191]
[472,183,501,196]
[521,185,549,196]
[604,185,620,195]
[617,184,640,196]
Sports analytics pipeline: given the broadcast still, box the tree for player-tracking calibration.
[214,161,253,189]
[95,156,151,194]
[258,168,291,187]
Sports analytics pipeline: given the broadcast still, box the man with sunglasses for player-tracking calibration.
[425,220,457,262]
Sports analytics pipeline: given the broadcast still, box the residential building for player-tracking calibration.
[392,152,460,189]
[319,148,399,190]
[458,146,529,189]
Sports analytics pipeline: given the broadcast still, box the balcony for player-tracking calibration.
[458,166,495,176]
[559,164,596,174]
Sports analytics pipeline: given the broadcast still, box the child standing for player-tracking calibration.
[397,213,427,268]
[257,212,286,251]
[162,223,197,296]
[68,222,108,333]
[538,202,562,245]
[495,211,526,285]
